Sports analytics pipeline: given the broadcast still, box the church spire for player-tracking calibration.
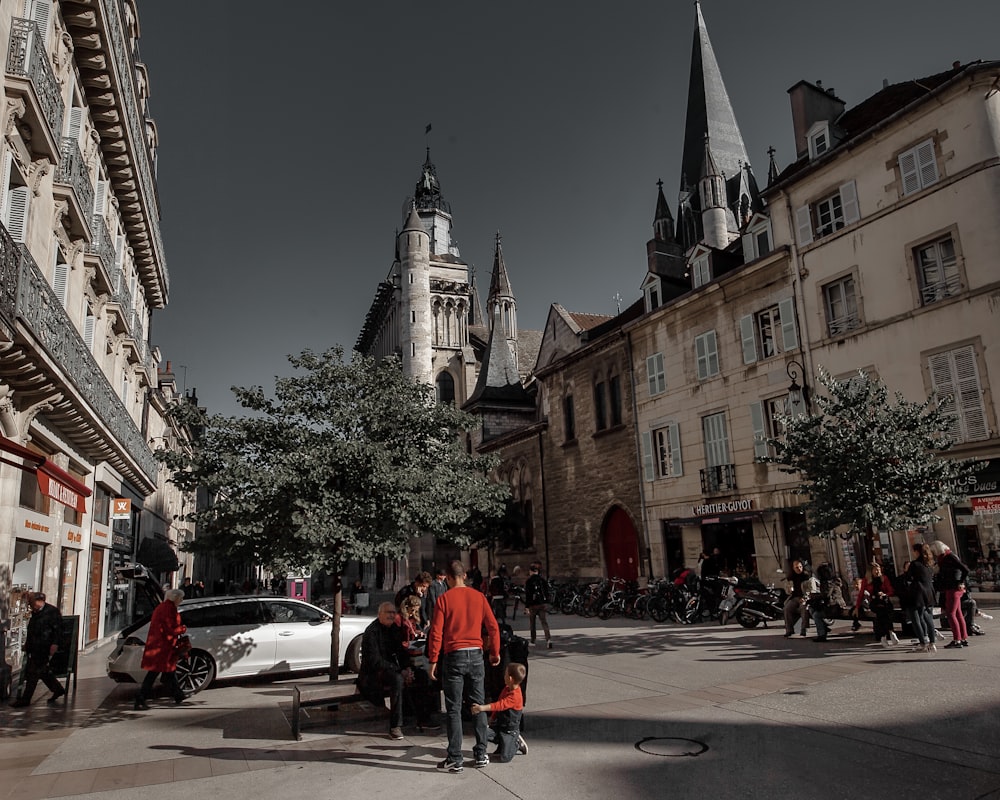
[407,147,459,257]
[487,232,517,357]
[676,1,750,249]
[653,178,675,242]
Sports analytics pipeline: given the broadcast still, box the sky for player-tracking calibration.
[134,1,1000,416]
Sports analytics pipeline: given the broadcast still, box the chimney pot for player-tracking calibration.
[953,60,961,69]
[883,78,889,89]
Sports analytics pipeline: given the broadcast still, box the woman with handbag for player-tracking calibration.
[856,563,898,646]
[134,588,188,709]
[929,540,971,648]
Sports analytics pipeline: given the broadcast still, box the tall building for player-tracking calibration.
[0,0,191,670]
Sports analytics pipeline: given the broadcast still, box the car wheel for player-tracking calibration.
[175,650,216,694]
[345,635,362,673]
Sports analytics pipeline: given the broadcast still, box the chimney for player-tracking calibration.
[787,79,847,159]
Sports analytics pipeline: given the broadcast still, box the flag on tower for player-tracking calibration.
[425,123,432,134]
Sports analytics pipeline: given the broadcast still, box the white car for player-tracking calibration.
[107,595,375,695]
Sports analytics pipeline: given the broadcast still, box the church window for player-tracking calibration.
[563,395,576,442]
[436,372,455,406]
[609,373,622,426]
[594,381,607,431]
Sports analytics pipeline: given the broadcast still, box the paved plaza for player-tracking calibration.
[2,610,999,799]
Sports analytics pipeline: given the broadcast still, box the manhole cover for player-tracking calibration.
[635,737,708,757]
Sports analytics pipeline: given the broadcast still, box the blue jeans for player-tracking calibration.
[441,648,487,762]
[910,606,937,644]
[811,608,829,638]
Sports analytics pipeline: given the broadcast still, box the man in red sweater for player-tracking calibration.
[428,560,501,773]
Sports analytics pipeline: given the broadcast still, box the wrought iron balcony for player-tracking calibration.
[700,463,737,494]
[0,221,156,482]
[54,137,95,238]
[86,214,115,292]
[5,18,64,156]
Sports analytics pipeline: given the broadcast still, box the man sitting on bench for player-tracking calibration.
[357,602,411,740]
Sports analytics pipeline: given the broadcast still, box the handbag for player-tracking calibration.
[175,634,192,657]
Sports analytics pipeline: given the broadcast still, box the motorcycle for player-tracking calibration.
[735,584,787,629]
[712,576,740,624]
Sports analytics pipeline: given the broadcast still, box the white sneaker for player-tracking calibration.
[927,643,937,653]
[911,644,927,653]
[890,632,899,645]
[980,612,994,620]
[517,734,528,755]
[881,639,890,648]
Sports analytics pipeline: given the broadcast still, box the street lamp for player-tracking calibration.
[786,359,811,415]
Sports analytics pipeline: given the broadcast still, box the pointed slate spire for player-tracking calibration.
[468,266,486,327]
[488,231,514,305]
[766,145,780,186]
[414,147,447,212]
[466,307,526,405]
[653,179,675,241]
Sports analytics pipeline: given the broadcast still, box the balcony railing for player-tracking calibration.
[55,137,95,227]
[6,18,64,147]
[0,222,156,481]
[87,214,115,275]
[700,463,737,494]
[827,313,861,337]
[920,274,961,305]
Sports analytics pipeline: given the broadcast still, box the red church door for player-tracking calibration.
[602,507,640,581]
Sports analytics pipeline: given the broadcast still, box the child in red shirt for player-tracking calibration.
[471,662,528,762]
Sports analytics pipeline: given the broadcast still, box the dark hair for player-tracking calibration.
[446,560,466,580]
[416,571,433,585]
[914,543,934,566]
[505,662,527,684]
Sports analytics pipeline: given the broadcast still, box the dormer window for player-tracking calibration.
[741,213,772,262]
[642,275,662,313]
[690,254,711,288]
[807,122,831,160]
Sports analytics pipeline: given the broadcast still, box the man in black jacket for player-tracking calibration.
[357,602,411,739]
[10,592,65,707]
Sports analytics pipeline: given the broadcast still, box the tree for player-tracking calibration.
[764,368,984,565]
[157,347,508,676]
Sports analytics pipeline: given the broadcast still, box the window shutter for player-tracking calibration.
[94,180,107,217]
[83,313,95,349]
[741,232,755,261]
[839,181,860,224]
[641,431,654,482]
[954,346,988,441]
[0,152,11,222]
[915,139,938,189]
[668,422,683,477]
[67,107,84,141]
[779,297,798,351]
[928,351,959,440]
[795,205,813,246]
[646,355,657,396]
[707,330,718,375]
[29,0,51,45]
[740,315,757,364]
[54,262,68,306]
[750,401,769,460]
[114,234,125,269]
[695,334,708,379]
[6,186,30,243]
[899,150,919,195]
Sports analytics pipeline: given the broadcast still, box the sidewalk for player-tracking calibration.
[2,612,999,799]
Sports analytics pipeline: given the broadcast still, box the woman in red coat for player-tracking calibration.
[135,588,187,709]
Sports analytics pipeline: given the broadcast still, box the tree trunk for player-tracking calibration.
[328,571,343,681]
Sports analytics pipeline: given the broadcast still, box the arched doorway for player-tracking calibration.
[602,506,640,581]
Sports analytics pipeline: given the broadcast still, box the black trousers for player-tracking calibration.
[137,670,184,704]
[21,654,64,702]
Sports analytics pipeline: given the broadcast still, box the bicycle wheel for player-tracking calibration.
[648,596,669,623]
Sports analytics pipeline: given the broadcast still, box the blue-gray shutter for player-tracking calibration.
[795,205,813,246]
[740,314,757,364]
[750,401,768,460]
[641,431,654,481]
[779,297,798,351]
[668,422,683,476]
[840,181,860,225]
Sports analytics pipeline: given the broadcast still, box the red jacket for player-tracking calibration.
[489,684,523,724]
[855,575,894,611]
[141,600,186,673]
[427,585,501,664]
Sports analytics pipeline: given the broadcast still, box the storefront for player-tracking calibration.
[952,458,999,574]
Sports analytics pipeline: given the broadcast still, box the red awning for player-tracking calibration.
[0,435,91,513]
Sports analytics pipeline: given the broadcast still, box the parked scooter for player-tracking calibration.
[714,576,741,624]
[735,584,787,628]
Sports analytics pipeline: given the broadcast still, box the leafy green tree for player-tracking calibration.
[765,368,983,564]
[158,347,508,675]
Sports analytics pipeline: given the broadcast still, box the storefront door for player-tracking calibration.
[602,506,640,581]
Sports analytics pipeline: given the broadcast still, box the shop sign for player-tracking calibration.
[955,515,977,526]
[65,529,82,544]
[693,498,754,516]
[971,495,1000,515]
[23,518,50,533]
[112,498,131,519]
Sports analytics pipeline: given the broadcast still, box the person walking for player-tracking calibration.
[427,560,501,773]
[134,588,188,709]
[524,563,552,649]
[930,540,971,648]
[9,592,65,707]
[907,543,938,653]
[808,563,848,642]
[783,560,812,638]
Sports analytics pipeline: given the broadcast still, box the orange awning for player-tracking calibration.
[0,436,91,513]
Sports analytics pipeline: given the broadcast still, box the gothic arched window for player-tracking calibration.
[436,372,455,405]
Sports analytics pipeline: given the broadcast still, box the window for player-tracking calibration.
[807,122,830,159]
[646,353,665,395]
[701,412,734,492]
[594,381,607,431]
[915,236,960,305]
[741,216,772,261]
[93,484,111,525]
[265,601,326,624]
[928,345,989,443]
[823,276,860,336]
[691,255,711,288]
[695,331,719,379]
[643,276,661,313]
[54,261,69,308]
[899,138,939,196]
[609,374,622,426]
[435,372,455,405]
[563,394,575,442]
[83,310,95,350]
[750,397,789,460]
[794,181,860,245]
[654,424,683,477]
[740,298,798,364]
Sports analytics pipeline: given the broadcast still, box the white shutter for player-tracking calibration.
[29,0,51,46]
[94,180,107,217]
[640,431,654,482]
[915,139,939,189]
[114,234,125,269]
[66,107,84,141]
[695,334,708,379]
[953,346,988,441]
[795,205,813,246]
[54,262,68,306]
[750,401,769,460]
[83,313,95,349]
[0,152,11,222]
[839,181,860,224]
[928,351,960,441]
[6,186,30,243]
[668,422,683,477]
[740,315,757,364]
[899,150,920,195]
[779,297,798,351]
[741,232,755,261]
[646,354,657,395]
[707,330,719,376]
